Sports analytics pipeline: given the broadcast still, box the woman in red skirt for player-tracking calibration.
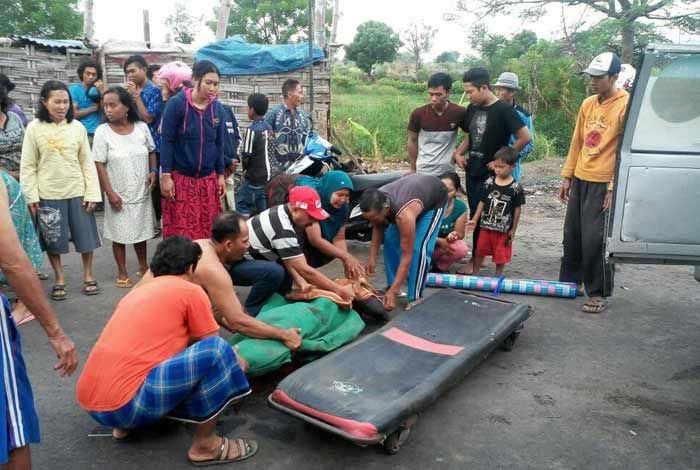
[159,60,227,239]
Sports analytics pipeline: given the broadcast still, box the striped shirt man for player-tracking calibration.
[246,204,304,261]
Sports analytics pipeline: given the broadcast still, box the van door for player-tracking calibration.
[607,44,700,265]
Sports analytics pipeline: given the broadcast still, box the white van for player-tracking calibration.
[606,44,700,282]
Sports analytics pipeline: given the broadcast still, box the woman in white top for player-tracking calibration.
[93,87,156,288]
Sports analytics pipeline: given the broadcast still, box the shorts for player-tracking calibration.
[475,228,512,264]
[0,295,40,464]
[88,337,250,429]
[37,197,102,255]
[235,179,267,217]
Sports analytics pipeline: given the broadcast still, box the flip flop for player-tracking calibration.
[16,314,36,326]
[582,297,607,314]
[116,278,133,288]
[51,284,67,301]
[83,280,101,296]
[36,271,49,280]
[190,437,258,467]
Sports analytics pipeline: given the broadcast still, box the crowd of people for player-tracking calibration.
[0,50,629,467]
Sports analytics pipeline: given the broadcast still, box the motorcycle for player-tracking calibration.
[278,132,406,242]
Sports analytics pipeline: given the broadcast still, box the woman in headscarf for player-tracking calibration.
[295,171,365,278]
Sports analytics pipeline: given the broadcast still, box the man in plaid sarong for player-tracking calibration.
[77,236,257,465]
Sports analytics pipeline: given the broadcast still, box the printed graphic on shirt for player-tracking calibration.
[468,110,488,161]
[479,177,525,233]
[584,114,611,156]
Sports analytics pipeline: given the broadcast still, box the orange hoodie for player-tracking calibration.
[561,90,629,188]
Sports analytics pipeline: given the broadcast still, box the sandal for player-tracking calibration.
[83,280,101,296]
[582,297,607,314]
[190,437,258,467]
[51,284,67,301]
[116,278,133,288]
[36,271,49,280]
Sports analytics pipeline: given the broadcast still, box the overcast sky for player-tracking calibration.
[91,0,697,59]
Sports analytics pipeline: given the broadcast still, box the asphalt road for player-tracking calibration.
[15,220,700,470]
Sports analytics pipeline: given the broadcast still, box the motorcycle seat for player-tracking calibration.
[349,171,407,191]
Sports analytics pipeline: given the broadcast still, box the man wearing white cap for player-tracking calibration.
[558,52,629,314]
[494,72,534,181]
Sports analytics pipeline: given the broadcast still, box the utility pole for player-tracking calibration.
[143,10,151,47]
[314,0,326,48]
[308,0,315,130]
[83,0,94,40]
[216,0,232,41]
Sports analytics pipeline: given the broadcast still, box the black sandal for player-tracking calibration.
[51,284,67,301]
[83,280,100,296]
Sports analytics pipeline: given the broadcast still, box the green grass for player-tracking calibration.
[331,80,563,162]
[331,84,425,161]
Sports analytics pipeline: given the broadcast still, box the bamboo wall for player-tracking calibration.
[1,43,331,137]
[0,43,90,117]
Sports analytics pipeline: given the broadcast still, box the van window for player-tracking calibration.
[631,53,700,154]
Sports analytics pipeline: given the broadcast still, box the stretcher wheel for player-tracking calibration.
[383,427,410,454]
[383,416,417,455]
[501,331,520,351]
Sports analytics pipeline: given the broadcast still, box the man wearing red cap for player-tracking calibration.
[246,186,355,302]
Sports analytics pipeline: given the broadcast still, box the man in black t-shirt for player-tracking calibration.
[455,68,531,273]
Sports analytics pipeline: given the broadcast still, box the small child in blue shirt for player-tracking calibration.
[236,93,274,217]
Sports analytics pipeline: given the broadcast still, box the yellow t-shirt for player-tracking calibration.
[19,119,102,203]
[561,90,629,189]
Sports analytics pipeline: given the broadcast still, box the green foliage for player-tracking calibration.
[165,2,201,45]
[0,0,83,39]
[210,0,308,44]
[435,51,461,63]
[345,21,401,76]
[567,19,669,68]
[332,80,424,160]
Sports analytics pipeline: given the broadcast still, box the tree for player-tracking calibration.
[345,21,401,77]
[165,2,202,44]
[456,0,700,63]
[0,0,82,39]
[436,50,461,63]
[209,0,309,44]
[402,22,437,80]
[564,19,669,68]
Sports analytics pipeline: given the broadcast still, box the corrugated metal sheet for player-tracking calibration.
[9,35,87,50]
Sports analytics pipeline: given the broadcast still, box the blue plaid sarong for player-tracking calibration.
[89,336,250,429]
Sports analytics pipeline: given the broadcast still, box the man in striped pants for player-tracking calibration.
[0,176,78,468]
[361,173,448,311]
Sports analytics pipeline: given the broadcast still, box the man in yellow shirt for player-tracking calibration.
[558,52,629,314]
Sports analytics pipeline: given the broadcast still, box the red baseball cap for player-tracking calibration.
[289,186,330,221]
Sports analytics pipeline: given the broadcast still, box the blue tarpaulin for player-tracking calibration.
[195,35,324,76]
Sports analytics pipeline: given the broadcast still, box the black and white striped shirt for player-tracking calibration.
[247,204,303,261]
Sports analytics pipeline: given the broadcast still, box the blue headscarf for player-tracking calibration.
[296,171,353,241]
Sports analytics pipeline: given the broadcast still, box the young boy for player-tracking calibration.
[236,93,274,217]
[468,147,525,276]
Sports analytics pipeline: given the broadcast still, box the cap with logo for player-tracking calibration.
[289,186,330,221]
[583,52,622,77]
[493,72,520,90]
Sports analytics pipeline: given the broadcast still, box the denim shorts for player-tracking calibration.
[235,179,267,217]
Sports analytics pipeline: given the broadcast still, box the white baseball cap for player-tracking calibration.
[583,52,622,76]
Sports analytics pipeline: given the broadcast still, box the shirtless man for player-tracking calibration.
[139,211,301,350]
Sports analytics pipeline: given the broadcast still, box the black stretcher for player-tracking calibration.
[268,290,531,454]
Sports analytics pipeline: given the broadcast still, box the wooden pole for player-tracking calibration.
[314,0,326,48]
[215,0,232,41]
[308,0,315,130]
[83,0,94,39]
[143,10,151,47]
[330,0,340,61]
